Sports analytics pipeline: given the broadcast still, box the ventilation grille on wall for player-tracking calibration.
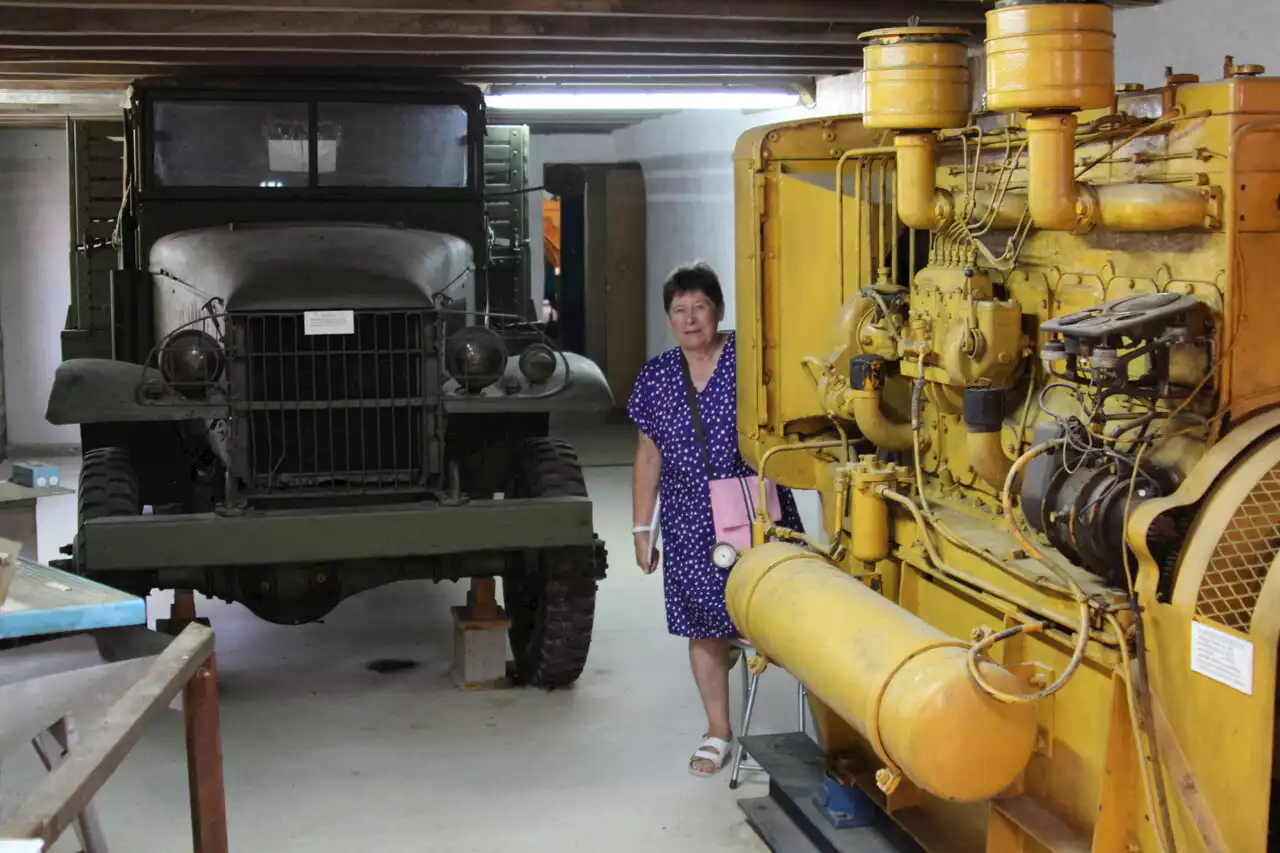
[1195,464,1280,632]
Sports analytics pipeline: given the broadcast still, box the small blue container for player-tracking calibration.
[11,461,61,489]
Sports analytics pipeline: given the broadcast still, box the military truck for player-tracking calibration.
[46,73,611,688]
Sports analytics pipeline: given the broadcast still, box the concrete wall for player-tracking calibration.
[1114,0,1280,87]
[613,74,864,356]
[613,106,811,356]
[527,133,618,310]
[0,129,76,450]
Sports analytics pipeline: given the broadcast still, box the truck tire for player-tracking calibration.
[504,437,602,689]
[79,447,141,523]
[76,447,142,586]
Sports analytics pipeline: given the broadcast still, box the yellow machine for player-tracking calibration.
[730,2,1280,851]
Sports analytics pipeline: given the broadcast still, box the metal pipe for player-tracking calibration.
[894,134,953,231]
[1027,111,1212,233]
[725,541,1038,802]
[967,430,1013,490]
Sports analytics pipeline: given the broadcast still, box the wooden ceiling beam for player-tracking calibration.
[0,1,990,25]
[0,61,826,78]
[0,52,858,72]
[0,9,969,41]
[0,35,865,60]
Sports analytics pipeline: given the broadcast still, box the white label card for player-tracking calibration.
[1190,620,1254,696]
[303,310,355,336]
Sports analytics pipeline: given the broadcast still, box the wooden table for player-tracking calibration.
[0,483,73,562]
[0,562,227,853]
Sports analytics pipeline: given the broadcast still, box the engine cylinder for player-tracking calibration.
[725,542,1038,802]
[985,1,1115,113]
[860,26,971,130]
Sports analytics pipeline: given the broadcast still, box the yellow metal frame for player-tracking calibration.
[730,6,1280,849]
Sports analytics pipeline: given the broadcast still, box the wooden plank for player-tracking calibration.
[0,34,867,59]
[0,624,215,847]
[0,9,879,41]
[0,559,144,640]
[183,652,227,853]
[88,178,123,199]
[0,656,154,759]
[0,0,993,24]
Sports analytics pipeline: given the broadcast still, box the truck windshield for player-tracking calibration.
[151,98,470,189]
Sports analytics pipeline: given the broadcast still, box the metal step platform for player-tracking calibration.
[737,733,922,853]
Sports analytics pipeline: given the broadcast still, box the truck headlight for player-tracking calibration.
[446,327,508,392]
[518,343,558,385]
[160,329,225,397]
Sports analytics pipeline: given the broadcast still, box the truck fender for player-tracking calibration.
[46,358,223,425]
[442,351,616,414]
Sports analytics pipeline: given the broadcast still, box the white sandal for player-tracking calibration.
[689,736,733,777]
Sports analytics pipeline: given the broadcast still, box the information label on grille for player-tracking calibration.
[1190,620,1254,695]
[303,310,355,336]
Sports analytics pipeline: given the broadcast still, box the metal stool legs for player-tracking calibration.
[729,647,810,790]
[729,659,762,790]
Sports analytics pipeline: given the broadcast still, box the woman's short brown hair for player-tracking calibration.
[662,262,724,313]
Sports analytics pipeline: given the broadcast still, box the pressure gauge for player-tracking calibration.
[711,542,739,570]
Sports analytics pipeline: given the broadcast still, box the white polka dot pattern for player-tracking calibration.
[627,332,803,639]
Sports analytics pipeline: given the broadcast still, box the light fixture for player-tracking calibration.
[484,91,800,111]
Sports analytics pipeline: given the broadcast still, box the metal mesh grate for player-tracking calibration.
[231,311,433,498]
[1195,463,1280,632]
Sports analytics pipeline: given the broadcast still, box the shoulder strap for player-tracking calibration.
[679,351,714,478]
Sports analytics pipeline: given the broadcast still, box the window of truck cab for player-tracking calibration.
[147,95,475,192]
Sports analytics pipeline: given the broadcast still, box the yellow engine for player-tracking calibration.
[731,3,1280,851]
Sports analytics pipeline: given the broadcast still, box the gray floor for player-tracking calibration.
[2,450,813,852]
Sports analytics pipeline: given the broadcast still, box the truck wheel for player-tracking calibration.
[79,448,141,523]
[504,438,601,689]
[76,448,149,596]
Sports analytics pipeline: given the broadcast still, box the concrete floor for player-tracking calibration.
[2,451,813,852]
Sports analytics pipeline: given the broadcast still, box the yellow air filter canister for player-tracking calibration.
[986,0,1115,113]
[726,542,1038,802]
[860,26,971,130]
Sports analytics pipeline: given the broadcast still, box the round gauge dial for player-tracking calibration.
[711,542,739,570]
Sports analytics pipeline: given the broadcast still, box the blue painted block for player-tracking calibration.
[11,461,61,489]
[812,776,878,830]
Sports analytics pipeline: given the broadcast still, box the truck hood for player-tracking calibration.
[148,222,474,311]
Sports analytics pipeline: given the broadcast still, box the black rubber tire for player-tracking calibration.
[504,437,603,689]
[76,447,142,586]
[79,447,141,523]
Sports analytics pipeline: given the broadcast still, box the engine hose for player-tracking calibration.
[955,438,1098,705]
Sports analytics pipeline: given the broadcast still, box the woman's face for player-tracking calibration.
[668,290,723,350]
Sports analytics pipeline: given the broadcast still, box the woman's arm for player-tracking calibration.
[632,432,661,573]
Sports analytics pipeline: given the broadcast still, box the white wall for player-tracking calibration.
[1114,0,1280,87]
[613,106,810,356]
[0,129,76,451]
[527,133,618,309]
[612,74,864,357]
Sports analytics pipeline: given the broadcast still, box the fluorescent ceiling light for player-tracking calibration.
[485,92,800,111]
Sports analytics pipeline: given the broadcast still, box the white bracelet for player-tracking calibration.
[631,525,652,533]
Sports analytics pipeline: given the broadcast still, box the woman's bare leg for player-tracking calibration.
[689,637,733,773]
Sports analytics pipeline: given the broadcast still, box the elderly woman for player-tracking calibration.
[628,262,802,777]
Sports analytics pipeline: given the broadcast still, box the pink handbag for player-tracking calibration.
[680,352,783,560]
[709,476,782,553]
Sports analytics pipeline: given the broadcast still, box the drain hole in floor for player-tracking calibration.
[367,658,420,674]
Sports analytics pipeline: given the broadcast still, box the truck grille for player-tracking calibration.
[230,311,434,496]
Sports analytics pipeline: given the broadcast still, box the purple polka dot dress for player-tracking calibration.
[627,332,803,639]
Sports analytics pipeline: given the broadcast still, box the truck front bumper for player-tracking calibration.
[81,496,594,572]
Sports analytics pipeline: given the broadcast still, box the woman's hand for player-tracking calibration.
[634,532,659,574]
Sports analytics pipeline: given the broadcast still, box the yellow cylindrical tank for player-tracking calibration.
[985,1,1115,113]
[860,26,971,130]
[726,542,1038,802]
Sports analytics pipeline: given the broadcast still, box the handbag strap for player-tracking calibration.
[679,351,714,479]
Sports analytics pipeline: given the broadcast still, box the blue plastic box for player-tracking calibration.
[11,461,61,489]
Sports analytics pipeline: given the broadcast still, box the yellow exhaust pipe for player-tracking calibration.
[726,542,1038,802]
